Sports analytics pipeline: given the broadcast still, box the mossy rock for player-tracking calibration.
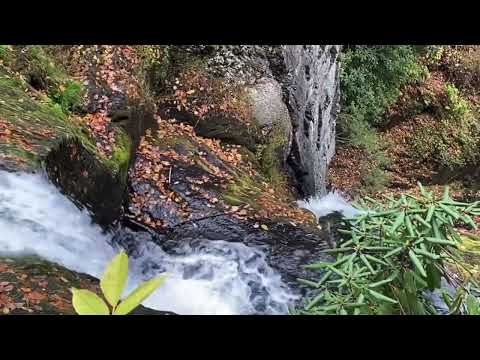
[256,125,290,185]
[45,130,132,228]
[0,70,95,172]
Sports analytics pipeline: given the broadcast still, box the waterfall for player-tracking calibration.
[0,170,297,315]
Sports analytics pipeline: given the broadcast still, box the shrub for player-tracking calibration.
[295,184,480,315]
[419,45,445,65]
[51,80,84,113]
[337,46,427,193]
[71,252,167,315]
[412,83,479,170]
[340,45,427,130]
[361,167,391,194]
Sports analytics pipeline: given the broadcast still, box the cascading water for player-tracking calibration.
[0,170,297,315]
[297,191,360,221]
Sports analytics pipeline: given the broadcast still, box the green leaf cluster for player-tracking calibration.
[71,252,167,315]
[296,183,480,315]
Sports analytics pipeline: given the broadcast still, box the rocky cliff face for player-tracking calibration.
[284,45,341,196]
[170,45,342,196]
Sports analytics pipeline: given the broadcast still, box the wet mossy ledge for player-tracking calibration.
[45,105,157,228]
[0,45,158,228]
[0,70,92,172]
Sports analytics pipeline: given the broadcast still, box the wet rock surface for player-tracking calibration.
[173,45,285,86]
[284,45,341,197]
[159,107,261,152]
[114,214,332,298]
[165,217,331,290]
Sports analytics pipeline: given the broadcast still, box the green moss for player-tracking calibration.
[51,80,84,113]
[25,45,66,81]
[256,125,288,187]
[0,70,99,171]
[135,46,172,95]
[6,46,85,114]
[105,128,132,183]
[222,174,263,208]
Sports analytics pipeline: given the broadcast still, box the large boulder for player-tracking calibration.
[247,77,293,178]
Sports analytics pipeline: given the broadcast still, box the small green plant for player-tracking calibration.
[441,283,480,315]
[419,45,445,64]
[51,80,84,113]
[296,183,480,315]
[136,45,171,94]
[361,167,391,194]
[445,83,470,117]
[71,252,167,315]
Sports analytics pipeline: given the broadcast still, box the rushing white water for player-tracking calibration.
[0,170,297,315]
[297,191,360,221]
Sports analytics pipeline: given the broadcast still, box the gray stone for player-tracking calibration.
[247,77,292,162]
[283,45,341,196]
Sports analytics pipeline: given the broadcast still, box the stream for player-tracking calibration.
[0,170,298,315]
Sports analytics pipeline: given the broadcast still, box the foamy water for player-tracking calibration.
[297,191,360,220]
[0,170,297,315]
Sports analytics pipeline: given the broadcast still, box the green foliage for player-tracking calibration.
[71,252,167,315]
[71,289,110,315]
[256,126,288,186]
[17,46,66,91]
[137,45,171,94]
[361,167,391,194]
[338,46,427,193]
[338,112,380,153]
[51,80,84,113]
[0,45,12,62]
[445,83,470,117]
[412,83,479,169]
[419,45,445,65]
[296,184,480,315]
[100,252,129,308]
[340,45,427,129]
[10,46,84,114]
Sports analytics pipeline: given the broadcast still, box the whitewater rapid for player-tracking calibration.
[297,191,360,220]
[0,170,297,315]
